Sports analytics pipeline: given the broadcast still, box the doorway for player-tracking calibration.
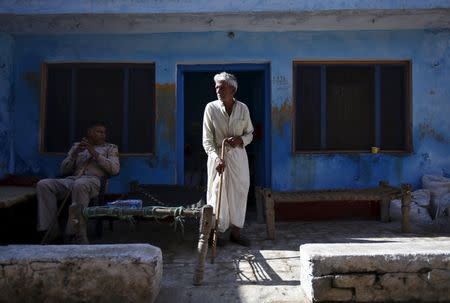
[176,63,271,209]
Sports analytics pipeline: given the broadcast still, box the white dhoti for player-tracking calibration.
[207,146,250,233]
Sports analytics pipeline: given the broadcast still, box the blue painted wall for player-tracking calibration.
[1,0,449,14]
[0,33,13,178]
[8,29,450,192]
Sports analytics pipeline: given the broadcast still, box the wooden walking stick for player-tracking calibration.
[211,138,227,263]
[41,189,71,244]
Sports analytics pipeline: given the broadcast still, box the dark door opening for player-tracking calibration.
[183,70,266,211]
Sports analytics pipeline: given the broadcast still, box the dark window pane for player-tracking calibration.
[293,62,410,152]
[45,67,72,152]
[75,68,124,149]
[43,63,156,154]
[326,66,374,150]
[380,65,406,150]
[295,65,322,150]
[128,66,155,153]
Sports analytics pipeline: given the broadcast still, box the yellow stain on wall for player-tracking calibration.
[272,97,292,136]
[155,83,176,144]
[22,72,41,94]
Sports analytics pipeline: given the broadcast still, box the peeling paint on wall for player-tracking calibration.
[0,33,13,177]
[418,121,448,143]
[13,154,46,177]
[0,130,8,172]
[272,97,291,136]
[419,152,431,169]
[6,29,450,192]
[22,71,40,96]
[393,157,404,182]
[155,83,176,148]
[3,0,450,14]
[292,154,317,189]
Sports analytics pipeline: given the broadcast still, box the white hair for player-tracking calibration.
[214,72,238,92]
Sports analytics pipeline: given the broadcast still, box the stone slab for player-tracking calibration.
[0,244,162,303]
[300,241,450,302]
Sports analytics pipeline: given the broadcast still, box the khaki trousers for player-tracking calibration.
[36,176,100,232]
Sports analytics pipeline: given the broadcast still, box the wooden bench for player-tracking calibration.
[0,175,40,209]
[255,182,412,240]
[0,186,36,209]
[0,186,38,244]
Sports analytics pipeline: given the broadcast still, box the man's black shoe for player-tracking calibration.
[209,230,229,247]
[230,234,251,247]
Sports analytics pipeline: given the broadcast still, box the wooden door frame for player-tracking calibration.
[176,63,272,186]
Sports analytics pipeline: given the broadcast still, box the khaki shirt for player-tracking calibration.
[202,99,254,162]
[60,142,120,177]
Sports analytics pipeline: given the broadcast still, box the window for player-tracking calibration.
[41,63,156,154]
[293,61,411,153]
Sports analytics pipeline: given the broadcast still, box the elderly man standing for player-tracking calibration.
[37,121,120,243]
[202,72,254,246]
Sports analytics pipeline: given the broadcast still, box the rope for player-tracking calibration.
[83,182,208,241]
[171,206,186,236]
[83,206,136,222]
[84,205,190,237]
[147,206,169,223]
[84,206,189,220]
[134,186,202,209]
[135,188,170,207]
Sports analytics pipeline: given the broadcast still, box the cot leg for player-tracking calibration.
[379,181,391,222]
[401,184,412,233]
[255,186,264,223]
[380,198,391,222]
[264,189,275,240]
[193,205,213,286]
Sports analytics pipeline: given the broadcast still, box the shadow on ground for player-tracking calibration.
[88,210,450,303]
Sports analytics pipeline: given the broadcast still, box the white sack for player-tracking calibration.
[422,175,450,218]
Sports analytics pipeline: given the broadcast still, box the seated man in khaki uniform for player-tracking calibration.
[37,121,120,243]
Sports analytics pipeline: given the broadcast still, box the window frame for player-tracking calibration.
[292,60,412,154]
[40,61,157,156]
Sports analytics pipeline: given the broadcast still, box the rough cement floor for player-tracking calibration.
[90,210,450,303]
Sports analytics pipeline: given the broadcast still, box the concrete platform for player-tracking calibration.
[4,207,449,302]
[0,244,162,303]
[88,210,450,303]
[300,241,450,302]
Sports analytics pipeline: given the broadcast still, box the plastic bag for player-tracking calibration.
[107,199,143,209]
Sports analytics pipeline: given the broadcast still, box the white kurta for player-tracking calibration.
[202,99,254,232]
